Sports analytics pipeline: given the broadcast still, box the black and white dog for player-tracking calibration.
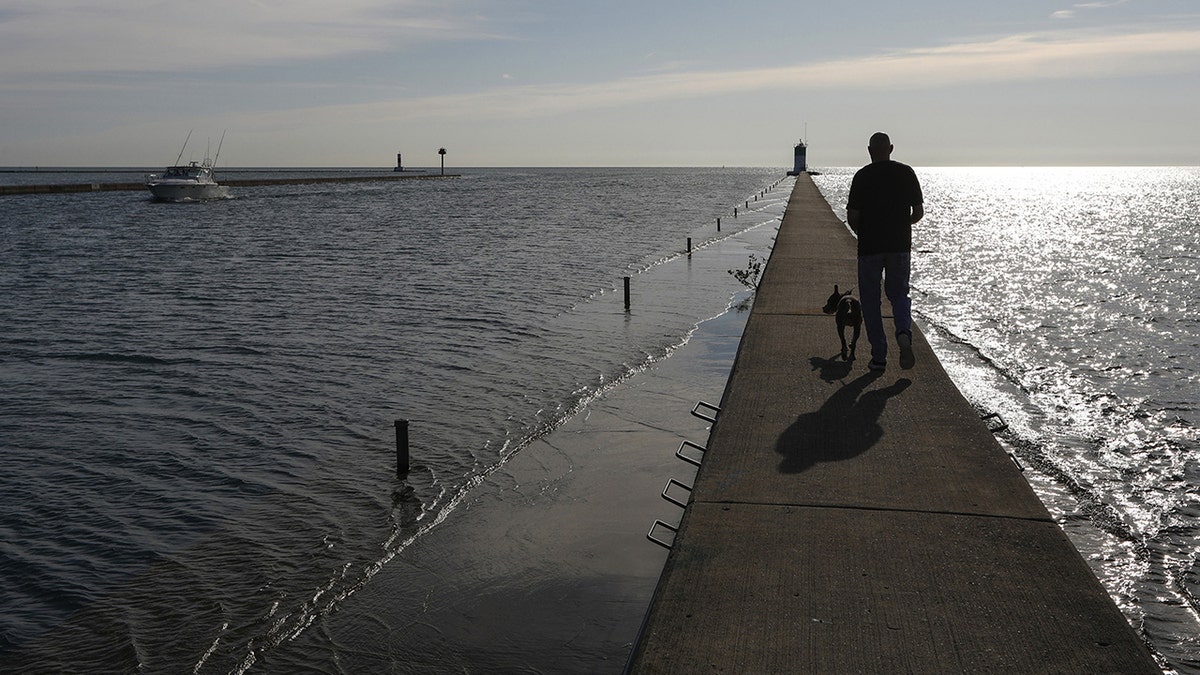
[822,285,862,362]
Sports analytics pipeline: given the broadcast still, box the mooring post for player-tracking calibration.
[734,207,738,218]
[716,217,721,231]
[624,276,631,310]
[687,237,692,254]
[395,419,410,475]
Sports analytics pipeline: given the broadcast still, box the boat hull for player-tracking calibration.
[146,181,230,202]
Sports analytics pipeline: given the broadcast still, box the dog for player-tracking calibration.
[822,285,862,361]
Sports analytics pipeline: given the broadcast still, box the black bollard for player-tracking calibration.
[624,276,631,310]
[716,217,721,232]
[687,237,692,254]
[395,419,410,475]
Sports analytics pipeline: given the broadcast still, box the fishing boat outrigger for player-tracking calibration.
[146,131,230,202]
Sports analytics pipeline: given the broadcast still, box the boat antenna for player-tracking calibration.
[174,130,192,166]
[213,130,226,169]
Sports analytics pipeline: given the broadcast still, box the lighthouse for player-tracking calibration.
[787,140,807,176]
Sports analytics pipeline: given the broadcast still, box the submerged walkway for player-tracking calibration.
[627,175,1159,673]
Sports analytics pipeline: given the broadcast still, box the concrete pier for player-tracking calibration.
[627,175,1159,673]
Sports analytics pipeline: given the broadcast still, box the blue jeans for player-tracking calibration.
[857,252,912,365]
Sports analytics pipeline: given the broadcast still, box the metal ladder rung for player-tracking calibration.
[647,520,678,550]
[661,478,692,508]
[980,412,1024,471]
[676,440,706,467]
[691,401,721,423]
[980,411,1009,433]
[1007,451,1025,472]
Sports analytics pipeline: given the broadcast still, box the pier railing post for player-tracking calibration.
[395,419,410,475]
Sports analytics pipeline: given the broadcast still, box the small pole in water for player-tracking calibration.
[734,207,738,218]
[395,419,410,475]
[717,217,721,231]
[687,237,692,255]
[624,276,631,311]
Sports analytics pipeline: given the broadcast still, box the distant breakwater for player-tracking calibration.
[0,173,460,196]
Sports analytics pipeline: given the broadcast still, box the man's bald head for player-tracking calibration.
[868,132,893,162]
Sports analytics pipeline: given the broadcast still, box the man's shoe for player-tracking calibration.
[868,359,887,372]
[898,332,915,369]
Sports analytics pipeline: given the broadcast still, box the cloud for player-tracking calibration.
[118,24,1191,163]
[17,24,1190,128]
[354,27,1200,121]
[1052,0,1130,19]
[6,16,1199,166]
[0,0,502,75]
[1076,0,1130,9]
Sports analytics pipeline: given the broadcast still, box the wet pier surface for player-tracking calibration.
[627,175,1159,673]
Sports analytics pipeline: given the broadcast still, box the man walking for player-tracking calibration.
[846,132,924,371]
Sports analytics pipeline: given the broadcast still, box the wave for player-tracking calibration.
[51,352,193,366]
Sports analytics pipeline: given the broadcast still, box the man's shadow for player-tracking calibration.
[776,367,911,474]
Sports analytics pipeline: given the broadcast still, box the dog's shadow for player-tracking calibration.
[776,371,911,474]
[810,354,854,382]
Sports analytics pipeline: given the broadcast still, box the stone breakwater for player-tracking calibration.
[0,173,458,195]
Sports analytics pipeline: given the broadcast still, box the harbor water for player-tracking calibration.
[2,166,1198,672]
[0,167,785,672]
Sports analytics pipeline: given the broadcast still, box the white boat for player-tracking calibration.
[145,161,230,202]
[146,131,230,202]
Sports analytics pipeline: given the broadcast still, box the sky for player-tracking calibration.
[1,0,1198,168]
